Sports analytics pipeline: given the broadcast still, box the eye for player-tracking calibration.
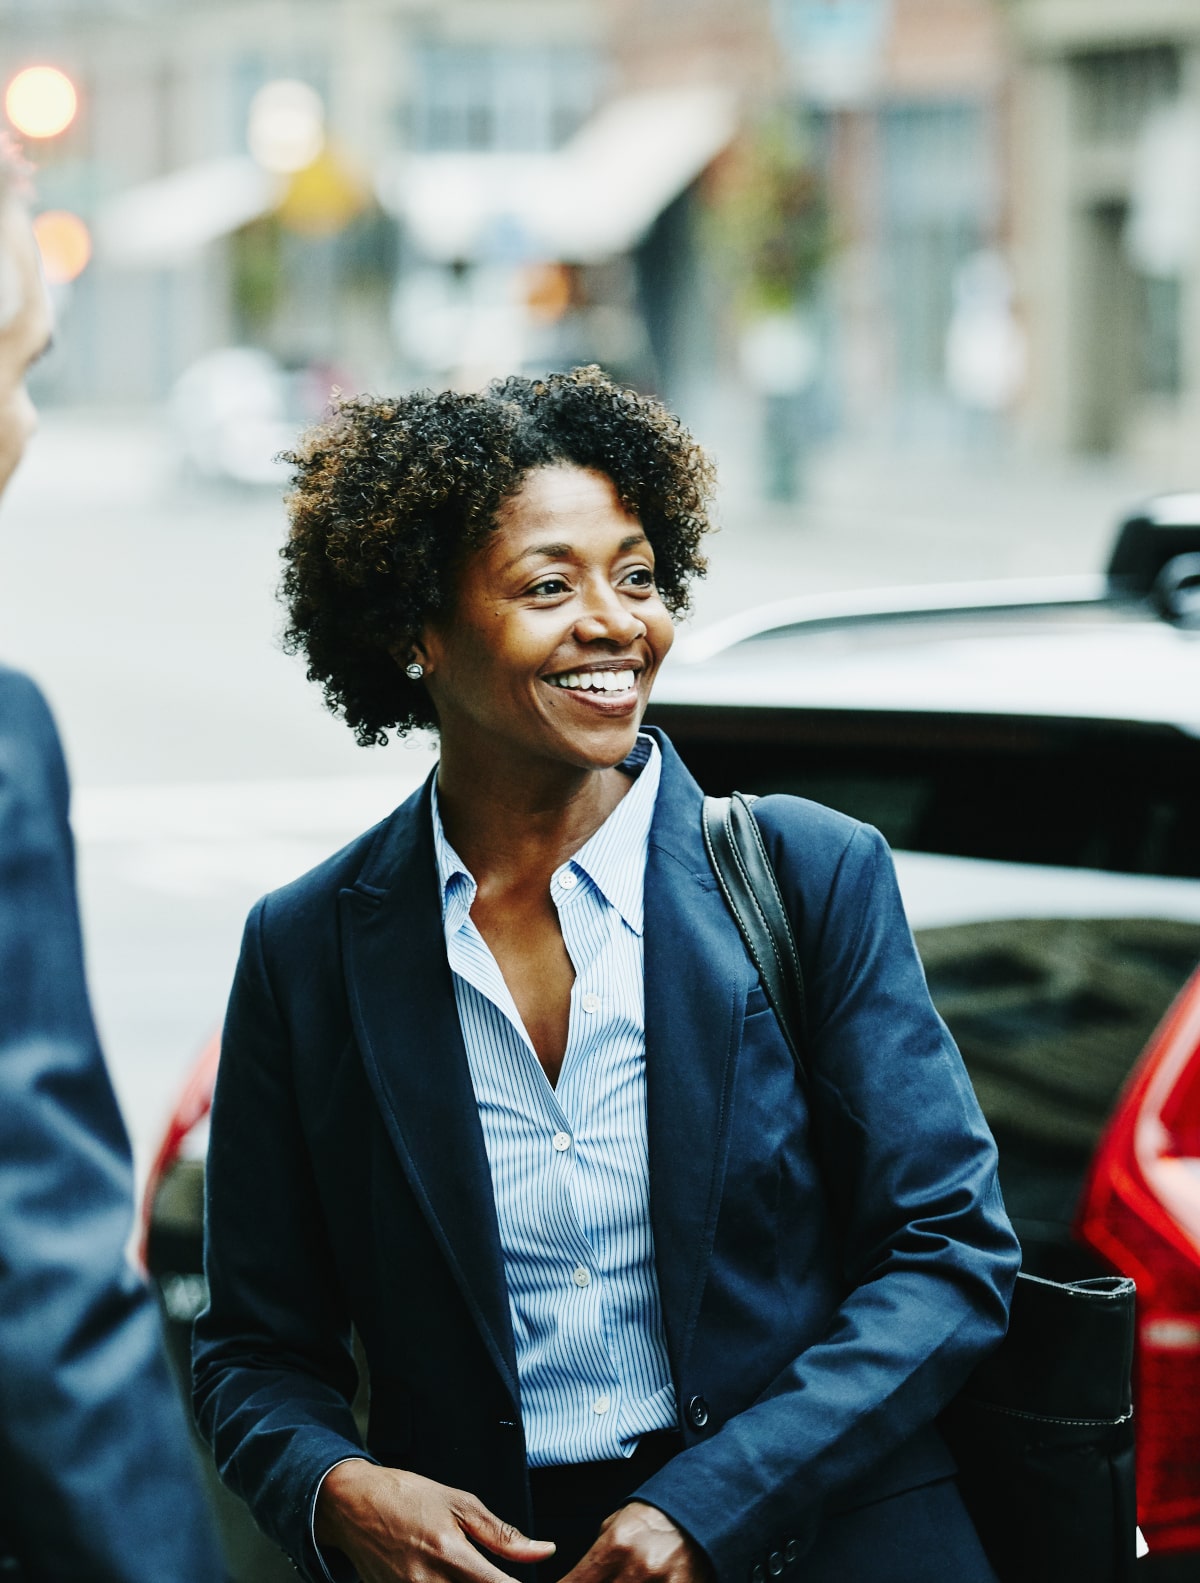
[529,576,570,598]
[622,566,655,588]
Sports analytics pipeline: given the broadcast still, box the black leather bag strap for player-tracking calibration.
[702,792,809,1084]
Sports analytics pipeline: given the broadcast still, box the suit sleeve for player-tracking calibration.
[0,671,224,1583]
[192,896,376,1583]
[635,811,1020,1579]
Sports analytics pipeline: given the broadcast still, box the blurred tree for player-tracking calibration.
[703,108,829,315]
[230,214,282,339]
[703,110,832,502]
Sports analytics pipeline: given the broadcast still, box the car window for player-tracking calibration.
[654,706,1200,878]
[917,915,1200,1278]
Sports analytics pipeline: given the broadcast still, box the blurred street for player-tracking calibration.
[0,407,1161,1173]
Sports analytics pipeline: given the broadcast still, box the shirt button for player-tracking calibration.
[552,1131,571,1152]
[572,1266,591,1287]
[559,870,578,890]
[593,1394,610,1414]
[581,993,600,1014]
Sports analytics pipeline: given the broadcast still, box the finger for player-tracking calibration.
[454,1498,557,1563]
[556,1533,622,1583]
[562,1506,700,1583]
[442,1532,556,1583]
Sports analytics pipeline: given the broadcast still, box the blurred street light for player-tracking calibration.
[5,66,78,140]
[33,209,91,283]
[248,80,325,175]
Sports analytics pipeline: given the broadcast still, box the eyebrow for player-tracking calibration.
[502,533,648,573]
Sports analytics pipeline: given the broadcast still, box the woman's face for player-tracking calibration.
[418,464,675,775]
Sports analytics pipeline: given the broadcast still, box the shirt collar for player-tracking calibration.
[429,734,661,938]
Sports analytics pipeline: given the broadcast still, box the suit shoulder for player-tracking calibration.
[259,817,392,922]
[254,782,427,940]
[751,792,877,858]
[0,666,69,818]
[749,793,888,906]
[0,664,58,737]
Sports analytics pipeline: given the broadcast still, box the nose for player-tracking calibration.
[573,576,646,646]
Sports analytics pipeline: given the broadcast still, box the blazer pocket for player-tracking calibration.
[745,982,771,1018]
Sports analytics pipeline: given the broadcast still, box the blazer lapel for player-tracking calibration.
[642,730,756,1382]
[338,779,520,1409]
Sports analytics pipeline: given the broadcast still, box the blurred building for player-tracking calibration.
[3,0,1037,483]
[802,0,1014,446]
[4,0,612,408]
[1005,0,1200,474]
[3,0,736,413]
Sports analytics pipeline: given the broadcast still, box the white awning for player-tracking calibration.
[380,84,739,264]
[96,157,284,268]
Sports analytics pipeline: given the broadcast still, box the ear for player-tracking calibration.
[388,632,435,676]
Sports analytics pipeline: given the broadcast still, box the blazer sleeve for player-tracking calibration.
[192,895,376,1583]
[0,670,223,1583]
[635,806,1021,1579]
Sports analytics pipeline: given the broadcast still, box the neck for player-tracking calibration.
[435,733,636,888]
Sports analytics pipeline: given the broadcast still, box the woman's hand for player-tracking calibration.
[315,1459,556,1583]
[560,1501,713,1583]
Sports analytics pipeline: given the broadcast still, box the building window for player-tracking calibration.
[1138,274,1182,398]
[408,43,603,153]
[1072,47,1180,145]
[880,101,992,401]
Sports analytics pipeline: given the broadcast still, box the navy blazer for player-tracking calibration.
[0,667,222,1582]
[194,729,1019,1583]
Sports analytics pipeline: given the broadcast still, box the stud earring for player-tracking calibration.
[405,661,425,681]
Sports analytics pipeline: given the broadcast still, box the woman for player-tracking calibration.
[193,366,1019,1583]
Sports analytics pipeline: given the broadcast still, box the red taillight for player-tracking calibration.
[137,1032,221,1272]
[1078,966,1200,1556]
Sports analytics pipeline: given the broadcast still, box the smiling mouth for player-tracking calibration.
[544,667,639,696]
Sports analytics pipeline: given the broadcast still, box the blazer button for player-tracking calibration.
[769,1553,783,1576]
[751,1567,765,1583]
[784,1540,798,1566]
[686,1394,709,1428]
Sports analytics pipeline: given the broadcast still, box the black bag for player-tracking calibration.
[702,791,1139,1583]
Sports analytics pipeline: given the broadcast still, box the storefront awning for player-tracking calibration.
[380,84,739,264]
[96,157,283,268]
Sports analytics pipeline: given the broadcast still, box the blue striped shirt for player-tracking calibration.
[430,736,677,1465]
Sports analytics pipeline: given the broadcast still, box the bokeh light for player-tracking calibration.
[247,80,324,175]
[33,210,92,284]
[5,66,78,140]
[523,262,574,324]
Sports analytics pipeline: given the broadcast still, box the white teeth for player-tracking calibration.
[548,668,638,692]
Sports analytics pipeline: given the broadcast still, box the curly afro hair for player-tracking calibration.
[279,365,716,745]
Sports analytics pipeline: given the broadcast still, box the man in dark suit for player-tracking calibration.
[0,141,224,1580]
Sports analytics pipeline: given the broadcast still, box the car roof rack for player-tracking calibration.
[1107,495,1200,595]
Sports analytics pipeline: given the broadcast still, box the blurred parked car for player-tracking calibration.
[143,497,1200,1580]
[168,347,347,486]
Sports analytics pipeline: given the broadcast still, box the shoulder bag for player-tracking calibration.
[701,791,1139,1583]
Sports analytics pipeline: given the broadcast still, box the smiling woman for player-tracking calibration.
[194,365,1019,1583]
[279,366,712,747]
